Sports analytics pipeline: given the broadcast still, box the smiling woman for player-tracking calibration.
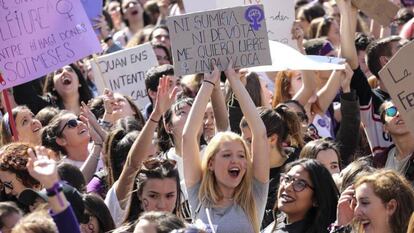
[0,105,42,146]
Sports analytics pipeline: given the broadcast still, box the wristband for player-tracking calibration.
[203,80,215,87]
[46,182,65,207]
[150,118,159,123]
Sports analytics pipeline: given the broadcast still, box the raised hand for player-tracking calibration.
[103,89,116,115]
[26,146,59,189]
[224,62,240,82]
[203,65,220,86]
[336,185,356,226]
[153,75,179,117]
[340,63,354,93]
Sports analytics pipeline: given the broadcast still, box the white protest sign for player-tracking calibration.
[167,5,271,76]
[91,43,158,111]
[183,0,296,48]
[379,40,414,136]
[249,41,345,72]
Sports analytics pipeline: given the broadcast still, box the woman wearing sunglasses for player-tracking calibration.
[262,158,339,233]
[0,143,41,198]
[182,65,269,233]
[41,110,104,183]
[373,101,414,182]
[104,76,183,227]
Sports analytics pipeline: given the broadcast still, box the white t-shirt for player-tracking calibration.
[104,181,126,227]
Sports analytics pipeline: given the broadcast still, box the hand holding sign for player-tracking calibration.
[379,40,414,136]
[167,5,271,76]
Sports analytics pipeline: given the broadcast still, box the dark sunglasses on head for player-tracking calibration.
[142,158,177,170]
[59,119,79,136]
[0,181,13,191]
[280,173,314,192]
[384,106,398,117]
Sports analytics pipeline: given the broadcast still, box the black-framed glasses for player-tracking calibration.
[0,181,13,191]
[142,158,177,170]
[59,119,79,136]
[384,106,398,118]
[280,173,314,192]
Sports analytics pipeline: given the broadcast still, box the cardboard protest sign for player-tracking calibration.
[91,43,158,111]
[183,0,296,48]
[0,0,101,91]
[351,0,398,26]
[81,0,103,34]
[167,5,271,76]
[249,41,345,72]
[379,40,414,135]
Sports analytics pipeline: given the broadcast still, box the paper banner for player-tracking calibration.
[248,41,345,72]
[0,0,102,91]
[351,0,399,26]
[81,0,103,34]
[183,0,296,48]
[167,5,271,76]
[91,43,159,111]
[379,40,414,136]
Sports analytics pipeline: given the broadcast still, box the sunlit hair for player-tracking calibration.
[0,143,40,189]
[199,131,259,233]
[272,71,298,108]
[11,210,57,233]
[354,170,414,233]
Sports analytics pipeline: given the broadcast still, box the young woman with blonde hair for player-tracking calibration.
[182,65,269,233]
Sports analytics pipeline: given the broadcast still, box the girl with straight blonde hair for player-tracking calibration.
[182,65,269,233]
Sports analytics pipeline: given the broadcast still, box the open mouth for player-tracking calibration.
[62,76,72,85]
[280,193,295,203]
[396,119,404,125]
[131,10,138,15]
[228,168,240,178]
[360,220,370,230]
[32,127,41,133]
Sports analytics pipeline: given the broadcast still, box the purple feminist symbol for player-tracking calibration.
[245,6,265,31]
[56,0,74,21]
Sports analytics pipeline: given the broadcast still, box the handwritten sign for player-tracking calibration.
[351,0,399,26]
[91,43,159,111]
[379,40,414,135]
[0,0,101,91]
[249,41,345,72]
[81,0,103,34]
[167,5,271,76]
[183,0,296,48]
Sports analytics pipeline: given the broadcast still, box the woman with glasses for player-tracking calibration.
[240,105,303,228]
[262,158,339,233]
[41,110,104,183]
[104,76,182,227]
[182,65,269,233]
[0,143,41,198]
[0,106,42,146]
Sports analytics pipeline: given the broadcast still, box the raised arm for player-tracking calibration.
[225,65,269,183]
[27,147,81,233]
[337,0,358,69]
[293,70,317,107]
[182,67,220,188]
[116,76,177,208]
[210,77,229,132]
[316,64,353,114]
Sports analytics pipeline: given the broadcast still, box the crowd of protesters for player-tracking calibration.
[1,0,414,232]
